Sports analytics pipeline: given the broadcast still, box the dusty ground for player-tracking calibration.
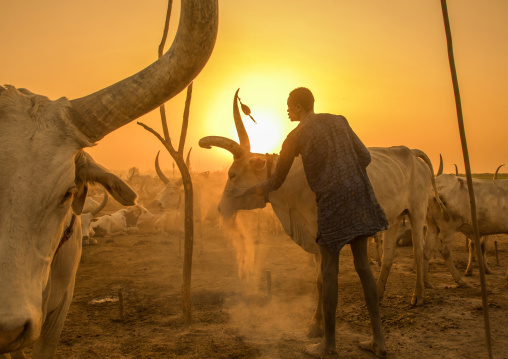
[26,212,508,358]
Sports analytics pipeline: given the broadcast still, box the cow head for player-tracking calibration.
[199,89,270,218]
[0,0,218,352]
[126,204,155,226]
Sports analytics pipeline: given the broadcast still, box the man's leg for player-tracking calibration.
[305,243,339,358]
[350,236,387,358]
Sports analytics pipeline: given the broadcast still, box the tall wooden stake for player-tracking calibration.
[440,1,493,357]
[138,0,194,326]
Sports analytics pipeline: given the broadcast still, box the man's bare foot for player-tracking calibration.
[359,340,387,358]
[304,342,338,358]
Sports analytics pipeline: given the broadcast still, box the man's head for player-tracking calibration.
[287,87,315,122]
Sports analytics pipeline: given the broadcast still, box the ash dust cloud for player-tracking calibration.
[221,206,318,356]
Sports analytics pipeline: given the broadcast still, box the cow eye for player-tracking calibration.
[61,187,77,204]
[229,173,236,180]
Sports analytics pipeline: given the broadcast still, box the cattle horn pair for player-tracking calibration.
[69,0,218,143]
[199,88,251,158]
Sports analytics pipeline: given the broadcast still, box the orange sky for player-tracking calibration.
[1,0,507,174]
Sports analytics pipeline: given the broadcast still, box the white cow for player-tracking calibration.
[153,152,203,238]
[0,149,137,359]
[0,1,218,357]
[91,204,155,237]
[81,191,109,245]
[464,164,505,276]
[199,90,446,338]
[424,173,508,287]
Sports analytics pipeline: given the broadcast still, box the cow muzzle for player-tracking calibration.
[0,320,30,354]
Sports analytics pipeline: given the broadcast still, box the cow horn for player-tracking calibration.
[69,0,218,142]
[233,89,251,150]
[436,154,443,176]
[91,190,109,217]
[494,164,505,180]
[186,147,192,170]
[155,151,170,185]
[454,164,459,176]
[199,136,245,159]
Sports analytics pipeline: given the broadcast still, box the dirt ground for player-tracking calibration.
[26,210,508,358]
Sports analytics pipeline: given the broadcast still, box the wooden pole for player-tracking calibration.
[118,288,125,321]
[440,1,493,357]
[138,0,194,327]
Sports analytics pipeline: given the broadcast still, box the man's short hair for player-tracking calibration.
[288,87,314,112]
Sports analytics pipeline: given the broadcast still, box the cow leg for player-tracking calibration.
[376,225,399,300]
[465,237,474,276]
[423,218,439,288]
[367,237,375,265]
[374,233,382,266]
[9,351,25,359]
[31,286,75,359]
[407,213,426,306]
[307,252,324,338]
[481,236,493,274]
[438,230,468,287]
[304,245,339,358]
[351,236,386,358]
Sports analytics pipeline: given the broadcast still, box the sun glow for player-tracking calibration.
[232,108,288,155]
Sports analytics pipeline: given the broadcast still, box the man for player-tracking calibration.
[240,87,388,358]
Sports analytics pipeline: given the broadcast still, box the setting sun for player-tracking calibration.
[231,108,289,154]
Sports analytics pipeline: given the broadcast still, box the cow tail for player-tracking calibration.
[412,149,450,221]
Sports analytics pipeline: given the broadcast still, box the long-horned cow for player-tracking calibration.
[199,89,446,336]
[424,162,508,287]
[154,152,203,238]
[0,1,218,357]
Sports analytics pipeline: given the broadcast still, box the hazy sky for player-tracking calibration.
[1,0,507,173]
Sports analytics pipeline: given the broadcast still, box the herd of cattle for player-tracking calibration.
[1,1,507,358]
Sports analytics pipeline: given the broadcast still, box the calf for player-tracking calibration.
[91,204,154,237]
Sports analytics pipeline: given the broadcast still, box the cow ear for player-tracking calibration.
[249,157,266,171]
[72,185,88,215]
[75,150,138,206]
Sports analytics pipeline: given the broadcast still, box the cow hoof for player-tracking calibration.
[90,238,98,245]
[410,295,424,307]
[457,281,469,288]
[306,324,324,338]
[304,342,337,358]
[359,340,387,358]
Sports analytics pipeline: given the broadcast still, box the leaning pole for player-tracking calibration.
[439,1,493,358]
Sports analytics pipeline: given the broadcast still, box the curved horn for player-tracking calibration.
[155,151,170,185]
[494,164,505,180]
[91,191,109,217]
[436,154,443,176]
[233,89,251,150]
[454,164,459,176]
[199,136,245,159]
[186,147,192,169]
[69,0,218,142]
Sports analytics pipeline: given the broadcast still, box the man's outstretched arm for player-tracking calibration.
[239,133,298,197]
